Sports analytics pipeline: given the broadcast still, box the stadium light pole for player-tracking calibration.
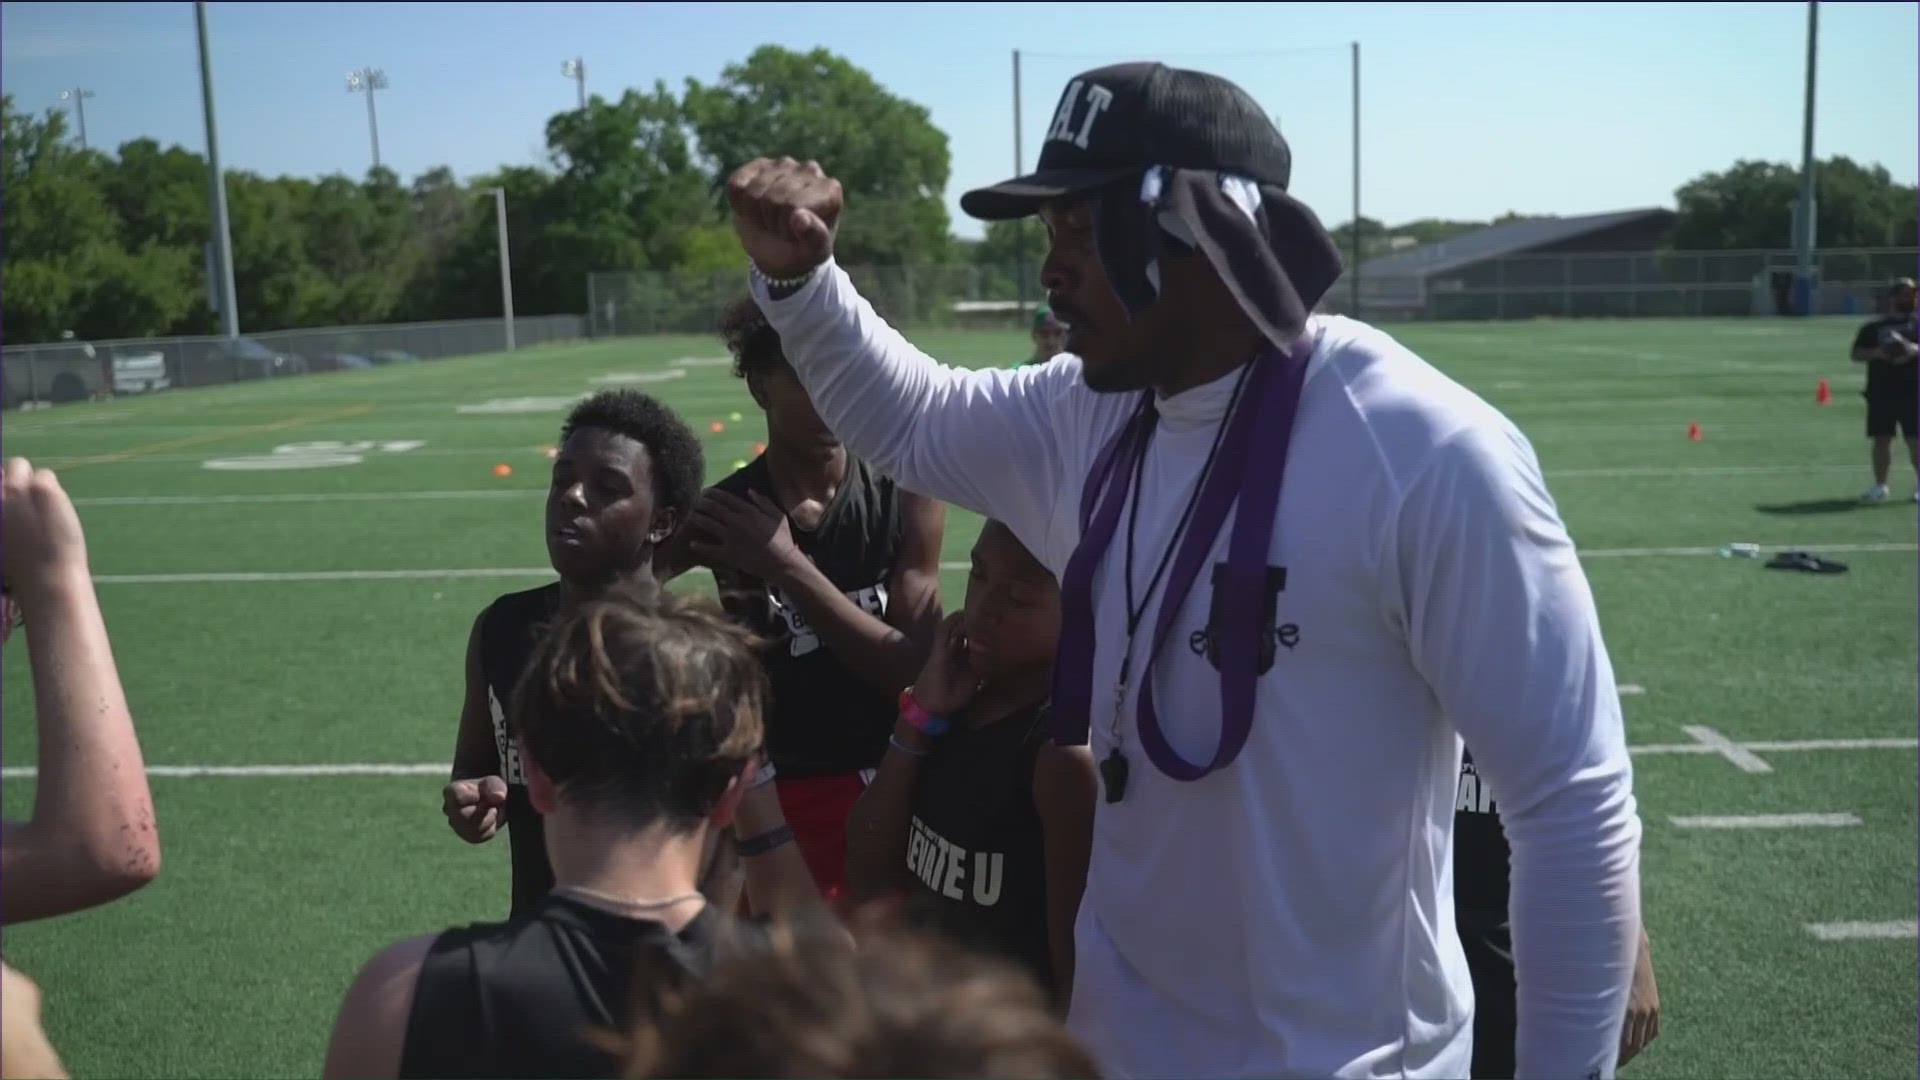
[563,57,587,110]
[1012,49,1029,319]
[346,67,388,171]
[60,88,95,150]
[1791,0,1819,316]
[486,188,517,352]
[195,2,240,339]
[1350,41,1362,321]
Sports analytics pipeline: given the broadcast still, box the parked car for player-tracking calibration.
[172,337,308,387]
[1,340,170,409]
[307,352,373,373]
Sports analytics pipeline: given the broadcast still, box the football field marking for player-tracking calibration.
[1631,730,1917,770]
[6,734,1911,781]
[1681,725,1775,773]
[1669,813,1861,830]
[1805,922,1918,942]
[54,405,373,469]
[78,542,1918,584]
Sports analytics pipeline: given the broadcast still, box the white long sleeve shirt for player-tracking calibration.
[755,262,1642,1080]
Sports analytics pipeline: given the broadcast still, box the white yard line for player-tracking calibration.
[82,542,1917,585]
[0,763,445,779]
[1679,725,1776,773]
[48,464,1889,497]
[1669,813,1862,829]
[1806,921,1919,942]
[6,734,1910,781]
[75,489,540,507]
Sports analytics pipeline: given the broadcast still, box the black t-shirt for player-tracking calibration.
[903,704,1055,990]
[709,455,904,777]
[399,896,730,1080]
[477,583,565,917]
[1453,748,1511,916]
[1853,314,1919,396]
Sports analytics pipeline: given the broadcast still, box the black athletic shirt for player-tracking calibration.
[477,583,565,917]
[709,455,904,778]
[1853,314,1919,397]
[399,895,728,1079]
[902,704,1055,990]
[1454,748,1511,916]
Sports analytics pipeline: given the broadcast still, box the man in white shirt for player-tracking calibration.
[726,61,1641,1080]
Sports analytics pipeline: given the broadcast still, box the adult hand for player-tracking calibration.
[727,157,843,280]
[909,612,979,718]
[685,489,804,583]
[0,458,90,601]
[1618,929,1661,1067]
[442,776,508,844]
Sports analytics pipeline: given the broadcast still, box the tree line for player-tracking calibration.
[4,42,1915,345]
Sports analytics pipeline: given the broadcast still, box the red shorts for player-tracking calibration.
[773,772,870,901]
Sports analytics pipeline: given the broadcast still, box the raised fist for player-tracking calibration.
[1,458,91,601]
[726,157,843,280]
[442,775,509,844]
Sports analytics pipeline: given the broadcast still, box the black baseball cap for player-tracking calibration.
[961,63,1294,221]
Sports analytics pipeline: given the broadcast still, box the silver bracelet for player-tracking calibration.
[750,261,820,293]
[749,758,778,790]
[889,733,930,758]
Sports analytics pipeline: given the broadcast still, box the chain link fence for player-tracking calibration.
[2,315,584,409]
[588,248,1917,335]
[587,264,1041,336]
[1323,247,1918,321]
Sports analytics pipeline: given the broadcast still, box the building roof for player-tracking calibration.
[1357,207,1675,279]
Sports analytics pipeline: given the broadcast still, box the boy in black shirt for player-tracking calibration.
[661,300,945,903]
[328,590,819,1080]
[441,390,704,917]
[846,521,1097,1002]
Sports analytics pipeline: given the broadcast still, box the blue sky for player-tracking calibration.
[2,1,1914,239]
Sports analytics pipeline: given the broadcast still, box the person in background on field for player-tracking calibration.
[846,521,1096,1002]
[1020,308,1069,368]
[2,457,161,925]
[1455,748,1661,1078]
[612,916,1102,1080]
[442,389,707,917]
[326,588,820,1080]
[1850,276,1918,503]
[658,300,945,904]
[725,59,1641,1079]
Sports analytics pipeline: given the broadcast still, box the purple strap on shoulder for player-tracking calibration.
[1049,341,1313,782]
[1050,399,1153,747]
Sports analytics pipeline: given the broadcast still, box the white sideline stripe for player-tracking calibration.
[1582,542,1916,558]
[41,463,1889,495]
[1617,684,1646,696]
[83,543,1919,585]
[1806,921,1919,941]
[0,763,446,779]
[1670,813,1861,829]
[75,489,539,507]
[7,736,1910,781]
[92,568,558,585]
[1682,725,1775,773]
[1630,738,1918,757]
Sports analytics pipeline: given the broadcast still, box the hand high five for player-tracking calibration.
[727,158,843,280]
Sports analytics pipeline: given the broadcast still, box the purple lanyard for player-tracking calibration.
[1049,337,1313,781]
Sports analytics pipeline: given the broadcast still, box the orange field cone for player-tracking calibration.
[492,463,514,478]
[1687,422,1703,442]
[1816,378,1832,405]
[754,442,767,455]
[710,421,726,434]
